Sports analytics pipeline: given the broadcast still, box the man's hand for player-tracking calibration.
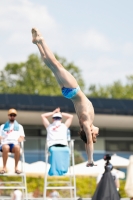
[41,107,62,129]
[41,108,60,128]
[53,107,60,113]
[18,136,24,143]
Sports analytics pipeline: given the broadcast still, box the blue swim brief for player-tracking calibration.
[0,144,15,152]
[61,86,80,99]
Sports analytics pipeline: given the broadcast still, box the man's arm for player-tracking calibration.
[82,121,92,143]
[18,125,25,142]
[62,112,73,128]
[41,108,60,128]
[0,126,1,140]
[0,135,2,140]
[82,120,94,163]
[0,125,4,140]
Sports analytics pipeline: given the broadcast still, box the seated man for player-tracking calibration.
[0,108,25,174]
[41,107,73,175]
[41,107,73,148]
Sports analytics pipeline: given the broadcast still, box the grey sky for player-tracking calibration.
[0,0,133,90]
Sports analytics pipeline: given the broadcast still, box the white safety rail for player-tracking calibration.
[43,140,76,200]
[0,142,28,200]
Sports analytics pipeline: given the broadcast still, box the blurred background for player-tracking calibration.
[0,0,133,199]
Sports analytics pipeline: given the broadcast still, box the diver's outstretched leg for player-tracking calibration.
[32,28,78,89]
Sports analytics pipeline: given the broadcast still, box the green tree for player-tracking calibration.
[74,150,85,165]
[0,54,85,95]
[88,76,133,99]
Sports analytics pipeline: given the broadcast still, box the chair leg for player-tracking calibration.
[71,141,77,200]
[21,142,28,200]
[43,152,48,200]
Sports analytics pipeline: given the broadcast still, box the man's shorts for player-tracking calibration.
[61,86,80,99]
[0,144,15,152]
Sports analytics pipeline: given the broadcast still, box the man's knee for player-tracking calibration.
[2,145,10,152]
[12,145,20,153]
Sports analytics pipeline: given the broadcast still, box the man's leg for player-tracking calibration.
[0,145,10,173]
[11,145,21,173]
[32,28,78,89]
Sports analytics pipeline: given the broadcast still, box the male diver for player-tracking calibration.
[31,28,99,166]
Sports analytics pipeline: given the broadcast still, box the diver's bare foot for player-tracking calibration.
[31,28,43,44]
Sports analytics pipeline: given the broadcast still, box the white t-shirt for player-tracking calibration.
[46,121,68,147]
[0,123,25,145]
[13,190,22,200]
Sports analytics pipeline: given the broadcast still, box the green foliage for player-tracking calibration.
[0,176,128,198]
[88,76,133,99]
[0,54,85,95]
[76,176,96,198]
[119,179,128,198]
[74,150,85,165]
